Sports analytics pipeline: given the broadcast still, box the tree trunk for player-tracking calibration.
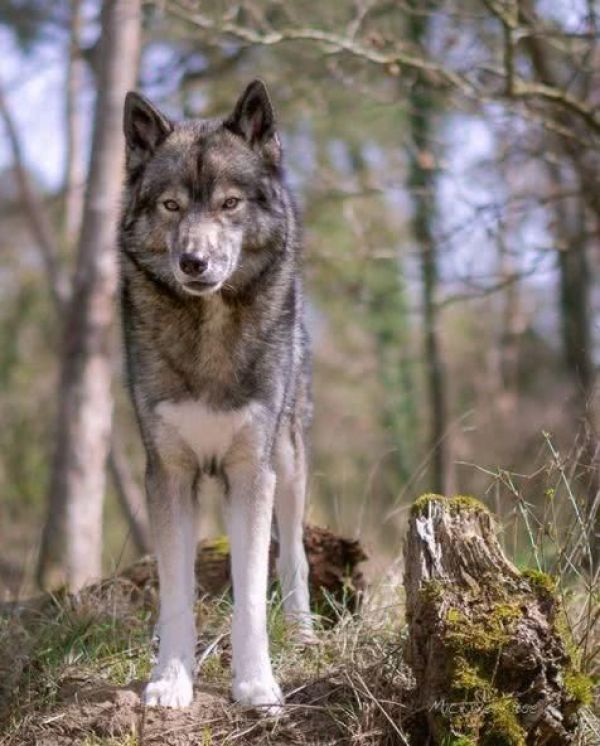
[404,494,590,745]
[37,0,142,591]
[520,5,599,559]
[406,2,448,495]
[556,210,593,420]
[519,1,596,421]
[63,0,86,249]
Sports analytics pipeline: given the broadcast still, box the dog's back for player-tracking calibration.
[119,81,313,711]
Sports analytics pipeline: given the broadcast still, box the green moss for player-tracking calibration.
[411,492,446,516]
[445,601,521,657]
[493,604,522,624]
[482,698,527,746]
[411,493,489,518]
[451,494,489,514]
[204,535,230,555]
[563,670,594,706]
[452,658,492,698]
[521,569,592,709]
[442,657,526,746]
[552,608,594,706]
[555,612,580,663]
[440,600,529,746]
[446,607,466,625]
[521,569,556,596]
[420,579,445,604]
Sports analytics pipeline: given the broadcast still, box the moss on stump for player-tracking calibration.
[404,494,590,745]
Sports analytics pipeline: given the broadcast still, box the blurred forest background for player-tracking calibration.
[0,0,599,597]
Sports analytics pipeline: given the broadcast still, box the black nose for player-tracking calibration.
[179,253,208,277]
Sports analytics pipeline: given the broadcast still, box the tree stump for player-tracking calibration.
[120,524,367,621]
[404,494,592,746]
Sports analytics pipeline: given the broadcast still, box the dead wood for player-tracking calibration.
[404,494,591,746]
[119,524,367,621]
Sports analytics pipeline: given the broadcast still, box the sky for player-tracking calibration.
[0,28,72,189]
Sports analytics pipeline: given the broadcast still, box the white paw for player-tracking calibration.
[232,675,284,716]
[144,661,193,708]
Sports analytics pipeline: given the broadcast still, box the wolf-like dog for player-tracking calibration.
[119,81,313,711]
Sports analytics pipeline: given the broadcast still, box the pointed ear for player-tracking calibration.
[224,80,281,165]
[123,91,173,170]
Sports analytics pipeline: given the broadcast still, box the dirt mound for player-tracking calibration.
[16,673,356,745]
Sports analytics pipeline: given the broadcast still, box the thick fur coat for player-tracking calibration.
[119,81,313,711]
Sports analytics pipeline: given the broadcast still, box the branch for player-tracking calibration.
[165,1,478,96]
[436,262,542,310]
[510,79,600,135]
[484,0,600,134]
[164,1,600,136]
[108,441,152,555]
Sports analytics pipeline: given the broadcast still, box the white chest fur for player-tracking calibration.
[155,399,254,462]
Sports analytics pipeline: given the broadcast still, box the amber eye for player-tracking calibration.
[222,196,240,210]
[163,199,180,212]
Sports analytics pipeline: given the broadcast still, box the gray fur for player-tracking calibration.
[119,81,313,710]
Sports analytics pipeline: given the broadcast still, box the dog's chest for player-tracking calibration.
[155,399,253,462]
[153,297,246,400]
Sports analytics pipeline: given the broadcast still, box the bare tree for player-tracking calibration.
[37,0,142,590]
[406,2,448,494]
[63,0,86,249]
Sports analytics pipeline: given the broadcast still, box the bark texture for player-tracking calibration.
[118,524,367,619]
[406,1,448,495]
[37,0,142,591]
[404,494,590,746]
[63,0,86,249]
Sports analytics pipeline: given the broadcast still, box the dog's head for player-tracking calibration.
[122,81,287,297]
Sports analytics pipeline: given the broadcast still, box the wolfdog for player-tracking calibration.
[119,81,313,711]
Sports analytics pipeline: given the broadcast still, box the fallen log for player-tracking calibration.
[120,523,367,620]
[404,494,592,746]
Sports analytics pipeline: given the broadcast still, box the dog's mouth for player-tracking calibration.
[181,280,220,295]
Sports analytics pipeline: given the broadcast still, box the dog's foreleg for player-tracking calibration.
[144,459,196,708]
[226,462,283,713]
[274,427,315,643]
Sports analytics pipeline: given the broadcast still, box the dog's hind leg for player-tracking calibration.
[144,458,197,708]
[274,423,315,643]
[226,460,283,713]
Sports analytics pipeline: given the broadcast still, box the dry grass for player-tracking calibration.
[1,433,599,745]
[0,574,414,745]
[466,432,600,685]
[1,562,596,745]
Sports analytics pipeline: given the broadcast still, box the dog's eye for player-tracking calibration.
[163,199,180,212]
[222,197,240,210]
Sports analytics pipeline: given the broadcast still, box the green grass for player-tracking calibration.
[0,585,154,741]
